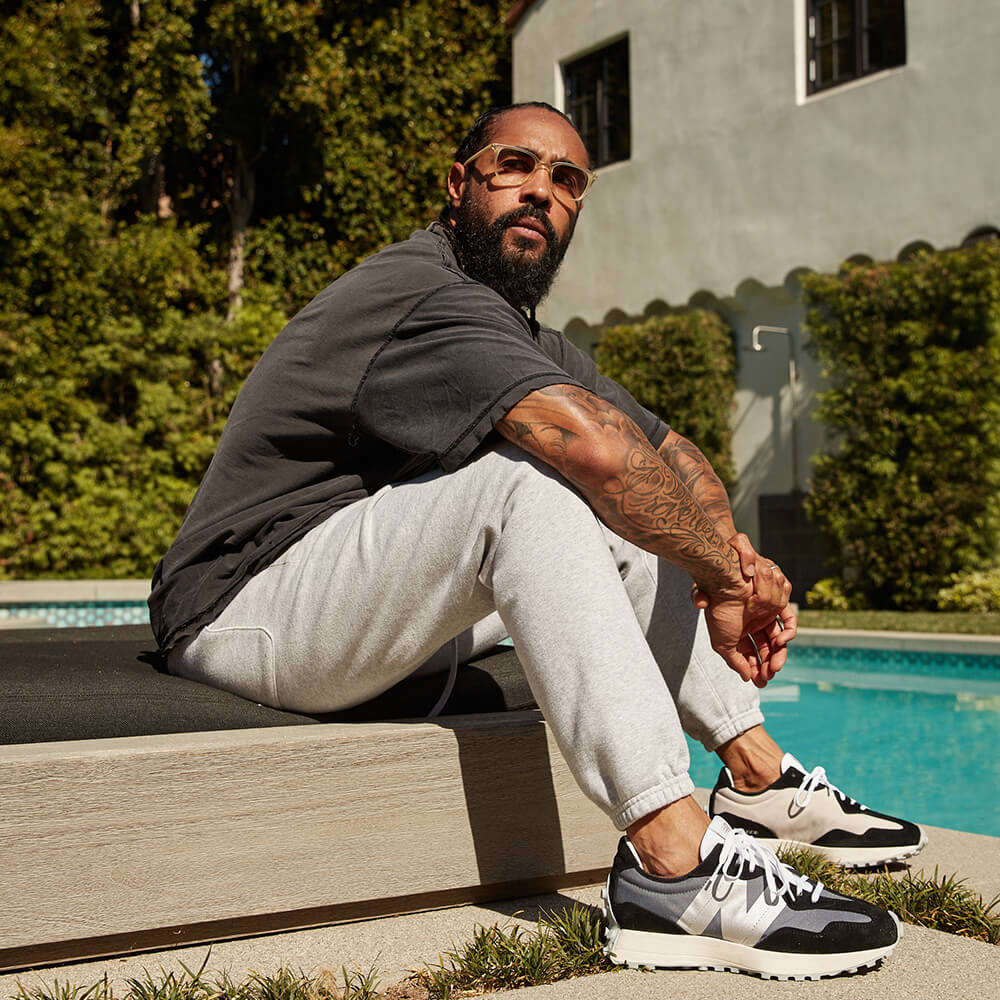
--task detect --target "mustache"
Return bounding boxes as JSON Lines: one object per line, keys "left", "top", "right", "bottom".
{"left": 496, "top": 206, "right": 557, "bottom": 245}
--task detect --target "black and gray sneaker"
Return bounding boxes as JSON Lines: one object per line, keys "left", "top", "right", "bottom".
{"left": 602, "top": 815, "right": 900, "bottom": 980}
{"left": 709, "top": 752, "right": 927, "bottom": 868}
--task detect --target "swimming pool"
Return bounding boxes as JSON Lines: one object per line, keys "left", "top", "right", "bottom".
{"left": 0, "top": 600, "right": 150, "bottom": 629}
{"left": 685, "top": 645, "right": 1000, "bottom": 838}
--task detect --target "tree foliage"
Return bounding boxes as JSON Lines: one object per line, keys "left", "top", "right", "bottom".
{"left": 802, "top": 242, "right": 1000, "bottom": 609}
{"left": 0, "top": 0, "right": 510, "bottom": 578}
{"left": 594, "top": 309, "right": 738, "bottom": 487}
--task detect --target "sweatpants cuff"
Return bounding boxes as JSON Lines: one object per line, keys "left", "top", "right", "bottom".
{"left": 612, "top": 771, "right": 696, "bottom": 831}
{"left": 699, "top": 706, "right": 766, "bottom": 754}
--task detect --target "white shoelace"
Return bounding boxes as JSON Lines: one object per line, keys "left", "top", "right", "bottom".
{"left": 793, "top": 765, "right": 869, "bottom": 811}
{"left": 716, "top": 824, "right": 824, "bottom": 903}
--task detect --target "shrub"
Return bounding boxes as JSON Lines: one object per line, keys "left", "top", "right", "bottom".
{"left": 805, "top": 576, "right": 869, "bottom": 611}
{"left": 937, "top": 568, "right": 1000, "bottom": 613}
{"left": 0, "top": 252, "right": 286, "bottom": 578}
{"left": 802, "top": 242, "right": 1000, "bottom": 609}
{"left": 594, "top": 309, "right": 737, "bottom": 486}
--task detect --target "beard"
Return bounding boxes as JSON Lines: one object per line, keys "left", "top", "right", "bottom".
{"left": 450, "top": 192, "right": 574, "bottom": 311}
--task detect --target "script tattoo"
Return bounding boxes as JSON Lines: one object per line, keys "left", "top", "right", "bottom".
{"left": 657, "top": 431, "right": 736, "bottom": 537}
{"left": 497, "top": 385, "right": 741, "bottom": 591}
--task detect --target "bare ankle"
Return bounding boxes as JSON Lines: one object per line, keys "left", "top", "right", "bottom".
{"left": 716, "top": 725, "right": 783, "bottom": 792}
{"left": 626, "top": 796, "right": 710, "bottom": 878}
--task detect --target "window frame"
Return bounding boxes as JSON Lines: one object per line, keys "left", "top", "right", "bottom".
{"left": 806, "top": 0, "right": 906, "bottom": 96}
{"left": 561, "top": 35, "right": 631, "bottom": 169}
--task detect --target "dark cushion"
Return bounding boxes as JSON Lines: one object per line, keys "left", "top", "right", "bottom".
{"left": 0, "top": 625, "right": 536, "bottom": 745}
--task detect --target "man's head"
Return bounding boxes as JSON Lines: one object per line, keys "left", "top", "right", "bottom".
{"left": 442, "top": 102, "right": 592, "bottom": 312}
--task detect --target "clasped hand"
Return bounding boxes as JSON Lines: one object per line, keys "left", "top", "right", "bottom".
{"left": 692, "top": 533, "right": 798, "bottom": 688}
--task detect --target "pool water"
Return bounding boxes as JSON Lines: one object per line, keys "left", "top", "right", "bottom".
{"left": 685, "top": 645, "right": 1000, "bottom": 837}
{"left": 0, "top": 601, "right": 150, "bottom": 628}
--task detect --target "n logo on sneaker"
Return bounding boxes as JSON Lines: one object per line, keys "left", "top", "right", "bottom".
{"left": 678, "top": 874, "right": 781, "bottom": 947}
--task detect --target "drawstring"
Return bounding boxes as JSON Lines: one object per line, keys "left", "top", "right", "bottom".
{"left": 427, "top": 637, "right": 459, "bottom": 718}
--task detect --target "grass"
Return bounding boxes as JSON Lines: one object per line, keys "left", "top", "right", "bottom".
{"left": 796, "top": 610, "right": 1000, "bottom": 635}
{"left": 10, "top": 955, "right": 384, "bottom": 1000}
{"left": 415, "top": 902, "right": 612, "bottom": 998}
{"left": 4, "top": 907, "right": 612, "bottom": 1000}
{"left": 9, "top": 863, "right": 998, "bottom": 1000}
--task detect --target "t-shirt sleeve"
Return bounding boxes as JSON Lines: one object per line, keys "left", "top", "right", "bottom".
{"left": 356, "top": 281, "right": 586, "bottom": 472}
{"left": 547, "top": 327, "right": 671, "bottom": 448}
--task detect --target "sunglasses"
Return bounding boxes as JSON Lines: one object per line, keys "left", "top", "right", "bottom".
{"left": 462, "top": 143, "right": 597, "bottom": 203}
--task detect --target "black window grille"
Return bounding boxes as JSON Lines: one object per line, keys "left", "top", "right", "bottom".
{"left": 563, "top": 37, "right": 630, "bottom": 168}
{"left": 807, "top": 0, "right": 906, "bottom": 95}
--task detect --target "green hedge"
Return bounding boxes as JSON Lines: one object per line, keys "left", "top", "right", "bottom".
{"left": 0, "top": 1, "right": 510, "bottom": 580}
{"left": 803, "top": 242, "right": 1000, "bottom": 610}
{"left": 594, "top": 309, "right": 737, "bottom": 486}
{"left": 0, "top": 218, "right": 285, "bottom": 578}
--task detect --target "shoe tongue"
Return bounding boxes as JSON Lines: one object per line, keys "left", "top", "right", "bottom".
{"left": 781, "top": 752, "right": 806, "bottom": 775}
{"left": 699, "top": 815, "right": 733, "bottom": 863}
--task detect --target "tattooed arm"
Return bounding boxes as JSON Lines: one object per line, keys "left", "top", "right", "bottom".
{"left": 657, "top": 430, "right": 738, "bottom": 541}
{"left": 658, "top": 429, "right": 797, "bottom": 674}
{"left": 497, "top": 384, "right": 786, "bottom": 681}
{"left": 498, "top": 384, "right": 744, "bottom": 593}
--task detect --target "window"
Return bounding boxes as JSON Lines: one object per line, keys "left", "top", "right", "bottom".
{"left": 563, "top": 37, "right": 630, "bottom": 168}
{"left": 806, "top": 1, "right": 906, "bottom": 95}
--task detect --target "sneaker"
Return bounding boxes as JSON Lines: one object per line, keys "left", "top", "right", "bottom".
{"left": 602, "top": 815, "right": 900, "bottom": 980}
{"left": 709, "top": 752, "right": 927, "bottom": 868}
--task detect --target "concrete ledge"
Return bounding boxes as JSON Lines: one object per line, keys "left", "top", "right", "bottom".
{"left": 0, "top": 712, "right": 617, "bottom": 972}
{"left": 0, "top": 579, "right": 150, "bottom": 603}
{"left": 796, "top": 627, "right": 1000, "bottom": 657}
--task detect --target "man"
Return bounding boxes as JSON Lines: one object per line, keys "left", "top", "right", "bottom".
{"left": 151, "top": 102, "right": 924, "bottom": 979}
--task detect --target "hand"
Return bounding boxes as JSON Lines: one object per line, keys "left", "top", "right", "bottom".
{"left": 694, "top": 534, "right": 798, "bottom": 686}
{"left": 702, "top": 587, "right": 790, "bottom": 687}
{"left": 693, "top": 535, "right": 793, "bottom": 623}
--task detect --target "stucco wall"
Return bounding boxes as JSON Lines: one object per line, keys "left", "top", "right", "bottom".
{"left": 511, "top": 0, "right": 999, "bottom": 544}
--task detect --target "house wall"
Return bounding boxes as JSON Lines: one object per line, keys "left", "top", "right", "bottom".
{"left": 511, "top": 0, "right": 999, "bottom": 547}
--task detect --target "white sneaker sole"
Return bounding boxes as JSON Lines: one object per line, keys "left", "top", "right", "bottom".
{"left": 602, "top": 888, "right": 901, "bottom": 981}
{"left": 755, "top": 830, "right": 928, "bottom": 869}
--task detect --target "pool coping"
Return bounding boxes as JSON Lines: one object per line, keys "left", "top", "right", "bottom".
{"left": 0, "top": 579, "right": 150, "bottom": 603}
{"left": 796, "top": 626, "right": 1000, "bottom": 657}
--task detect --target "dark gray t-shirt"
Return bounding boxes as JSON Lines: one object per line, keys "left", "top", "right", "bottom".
{"left": 149, "top": 223, "right": 669, "bottom": 652}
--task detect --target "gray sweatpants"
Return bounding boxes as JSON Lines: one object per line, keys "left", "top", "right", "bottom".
{"left": 170, "top": 441, "right": 763, "bottom": 829}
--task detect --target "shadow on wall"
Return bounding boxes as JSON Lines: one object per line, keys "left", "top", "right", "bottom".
{"left": 560, "top": 225, "right": 999, "bottom": 590}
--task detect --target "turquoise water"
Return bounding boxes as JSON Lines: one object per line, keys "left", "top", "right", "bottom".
{"left": 0, "top": 601, "right": 150, "bottom": 628}
{"left": 685, "top": 645, "right": 1000, "bottom": 837}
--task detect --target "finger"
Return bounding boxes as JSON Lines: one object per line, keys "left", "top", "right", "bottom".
{"left": 727, "top": 533, "right": 756, "bottom": 578}
{"left": 774, "top": 609, "right": 798, "bottom": 644}
{"left": 739, "top": 633, "right": 768, "bottom": 683}
{"left": 766, "top": 644, "right": 787, "bottom": 674}
{"left": 752, "top": 651, "right": 778, "bottom": 687}
{"left": 753, "top": 562, "right": 783, "bottom": 606}
{"left": 749, "top": 628, "right": 787, "bottom": 685}
{"left": 723, "top": 647, "right": 753, "bottom": 682}
{"left": 691, "top": 584, "right": 710, "bottom": 609}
